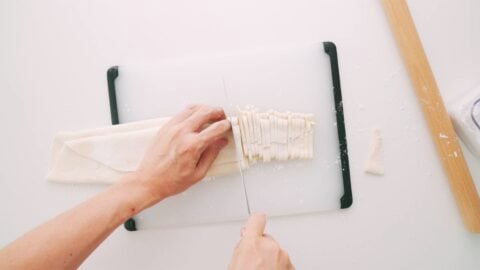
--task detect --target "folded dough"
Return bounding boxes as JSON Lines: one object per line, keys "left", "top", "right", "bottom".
{"left": 47, "top": 118, "right": 240, "bottom": 184}
{"left": 47, "top": 109, "right": 315, "bottom": 184}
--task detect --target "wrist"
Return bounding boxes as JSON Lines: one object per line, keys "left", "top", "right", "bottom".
{"left": 130, "top": 169, "right": 172, "bottom": 202}
{"left": 111, "top": 173, "right": 166, "bottom": 221}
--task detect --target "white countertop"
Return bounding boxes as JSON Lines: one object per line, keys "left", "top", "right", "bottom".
{"left": 1, "top": 0, "right": 480, "bottom": 269}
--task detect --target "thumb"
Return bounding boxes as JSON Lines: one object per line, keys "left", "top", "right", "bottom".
{"left": 243, "top": 213, "right": 266, "bottom": 238}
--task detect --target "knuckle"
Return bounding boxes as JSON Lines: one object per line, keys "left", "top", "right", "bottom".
{"left": 195, "top": 104, "right": 207, "bottom": 110}
{"left": 213, "top": 107, "right": 225, "bottom": 118}
{"left": 199, "top": 105, "right": 213, "bottom": 115}
{"left": 176, "top": 144, "right": 189, "bottom": 155}
{"left": 177, "top": 140, "right": 196, "bottom": 155}
{"left": 196, "top": 136, "right": 208, "bottom": 147}
{"left": 186, "top": 104, "right": 200, "bottom": 111}
{"left": 201, "top": 106, "right": 223, "bottom": 118}
{"left": 189, "top": 140, "right": 202, "bottom": 152}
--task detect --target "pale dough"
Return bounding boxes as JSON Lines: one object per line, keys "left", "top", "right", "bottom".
{"left": 232, "top": 108, "right": 314, "bottom": 167}
{"left": 365, "top": 128, "right": 384, "bottom": 175}
{"left": 47, "top": 109, "right": 315, "bottom": 184}
{"left": 47, "top": 118, "right": 240, "bottom": 184}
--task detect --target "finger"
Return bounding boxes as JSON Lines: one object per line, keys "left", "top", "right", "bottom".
{"left": 243, "top": 213, "right": 266, "bottom": 238}
{"left": 194, "top": 138, "right": 228, "bottom": 179}
{"left": 170, "top": 104, "right": 202, "bottom": 123}
{"left": 185, "top": 106, "right": 226, "bottom": 131}
{"left": 198, "top": 119, "right": 231, "bottom": 146}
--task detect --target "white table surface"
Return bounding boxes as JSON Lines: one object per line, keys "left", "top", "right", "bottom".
{"left": 1, "top": 0, "right": 479, "bottom": 269}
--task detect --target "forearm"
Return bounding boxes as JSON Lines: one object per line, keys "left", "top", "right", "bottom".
{"left": 0, "top": 105, "right": 231, "bottom": 270}
{"left": 0, "top": 173, "right": 159, "bottom": 270}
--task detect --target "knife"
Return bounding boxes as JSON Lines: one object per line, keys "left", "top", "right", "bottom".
{"left": 230, "top": 117, "right": 251, "bottom": 215}
{"left": 223, "top": 77, "right": 251, "bottom": 215}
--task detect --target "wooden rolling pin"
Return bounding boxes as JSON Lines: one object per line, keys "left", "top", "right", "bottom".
{"left": 382, "top": 0, "right": 480, "bottom": 232}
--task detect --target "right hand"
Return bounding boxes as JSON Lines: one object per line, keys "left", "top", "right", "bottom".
{"left": 228, "top": 213, "right": 295, "bottom": 270}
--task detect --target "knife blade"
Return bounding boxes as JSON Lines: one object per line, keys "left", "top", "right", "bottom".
{"left": 229, "top": 118, "right": 251, "bottom": 216}
{"left": 238, "top": 160, "right": 251, "bottom": 215}
{"left": 223, "top": 77, "right": 251, "bottom": 216}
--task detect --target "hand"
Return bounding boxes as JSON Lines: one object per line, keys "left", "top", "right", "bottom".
{"left": 228, "top": 213, "right": 295, "bottom": 270}
{"left": 134, "top": 105, "right": 231, "bottom": 201}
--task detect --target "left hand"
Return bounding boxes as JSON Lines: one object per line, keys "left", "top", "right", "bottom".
{"left": 135, "top": 104, "right": 231, "bottom": 201}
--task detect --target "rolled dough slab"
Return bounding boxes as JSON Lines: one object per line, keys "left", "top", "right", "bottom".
{"left": 47, "top": 117, "right": 239, "bottom": 184}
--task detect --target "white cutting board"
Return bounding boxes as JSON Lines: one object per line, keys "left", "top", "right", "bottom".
{"left": 115, "top": 42, "right": 345, "bottom": 229}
